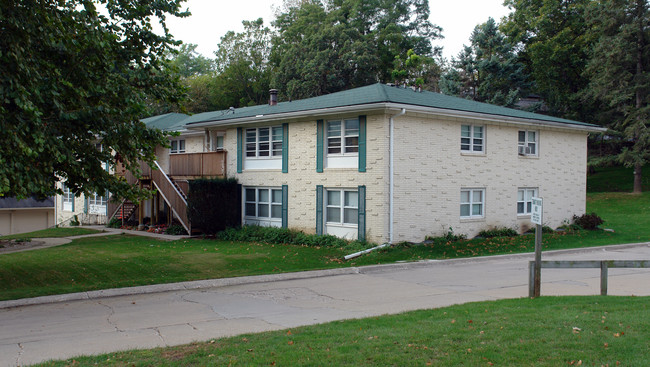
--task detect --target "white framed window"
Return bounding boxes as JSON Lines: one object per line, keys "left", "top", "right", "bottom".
{"left": 62, "top": 184, "right": 74, "bottom": 212}
{"left": 461, "top": 125, "right": 484, "bottom": 153}
{"left": 244, "top": 187, "right": 282, "bottom": 220}
{"left": 88, "top": 193, "right": 107, "bottom": 215}
{"left": 170, "top": 139, "right": 185, "bottom": 154}
{"left": 460, "top": 188, "right": 485, "bottom": 218}
{"left": 327, "top": 119, "right": 359, "bottom": 155}
{"left": 245, "top": 126, "right": 282, "bottom": 158}
{"left": 518, "top": 130, "right": 537, "bottom": 156}
{"left": 326, "top": 189, "right": 358, "bottom": 226}
{"left": 517, "top": 188, "right": 538, "bottom": 215}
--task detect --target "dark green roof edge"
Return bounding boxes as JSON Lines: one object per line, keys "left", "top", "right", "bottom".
{"left": 182, "top": 83, "right": 599, "bottom": 129}
{"left": 142, "top": 112, "right": 190, "bottom": 131}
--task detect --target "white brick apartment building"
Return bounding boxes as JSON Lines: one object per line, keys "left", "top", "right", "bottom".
{"left": 181, "top": 83, "right": 605, "bottom": 243}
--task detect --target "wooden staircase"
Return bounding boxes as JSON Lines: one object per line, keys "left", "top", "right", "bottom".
{"left": 108, "top": 161, "right": 190, "bottom": 234}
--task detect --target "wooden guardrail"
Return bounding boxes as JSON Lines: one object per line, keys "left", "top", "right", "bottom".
{"left": 169, "top": 151, "right": 226, "bottom": 177}
{"left": 529, "top": 260, "right": 650, "bottom": 296}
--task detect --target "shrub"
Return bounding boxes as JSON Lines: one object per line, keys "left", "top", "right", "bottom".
{"left": 478, "top": 227, "right": 518, "bottom": 238}
{"left": 187, "top": 178, "right": 241, "bottom": 235}
{"left": 165, "top": 225, "right": 188, "bottom": 235}
{"left": 572, "top": 212, "right": 604, "bottom": 230}
{"left": 107, "top": 217, "right": 121, "bottom": 229}
{"left": 70, "top": 215, "right": 80, "bottom": 226}
{"left": 425, "top": 227, "right": 467, "bottom": 245}
{"left": 217, "top": 225, "right": 366, "bottom": 248}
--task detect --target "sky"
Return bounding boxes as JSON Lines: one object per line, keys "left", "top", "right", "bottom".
{"left": 163, "top": 0, "right": 512, "bottom": 61}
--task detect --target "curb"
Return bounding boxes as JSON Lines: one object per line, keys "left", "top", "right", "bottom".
{"left": 1, "top": 242, "right": 648, "bottom": 309}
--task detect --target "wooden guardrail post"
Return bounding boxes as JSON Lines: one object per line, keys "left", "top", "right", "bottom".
{"left": 600, "top": 261, "right": 608, "bottom": 296}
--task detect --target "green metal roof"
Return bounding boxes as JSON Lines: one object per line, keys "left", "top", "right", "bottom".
{"left": 142, "top": 113, "right": 190, "bottom": 131}
{"left": 184, "top": 83, "right": 599, "bottom": 128}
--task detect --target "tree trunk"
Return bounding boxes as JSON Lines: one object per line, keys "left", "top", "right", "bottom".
{"left": 634, "top": 163, "right": 643, "bottom": 194}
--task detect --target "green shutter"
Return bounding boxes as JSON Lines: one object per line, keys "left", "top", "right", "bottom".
{"left": 316, "top": 185, "right": 323, "bottom": 235}
{"left": 358, "top": 115, "right": 366, "bottom": 172}
{"left": 358, "top": 185, "right": 366, "bottom": 242}
{"left": 282, "top": 123, "right": 289, "bottom": 173}
{"left": 316, "top": 120, "right": 324, "bottom": 173}
{"left": 84, "top": 196, "right": 88, "bottom": 214}
{"left": 236, "top": 127, "right": 243, "bottom": 173}
{"left": 282, "top": 185, "right": 288, "bottom": 228}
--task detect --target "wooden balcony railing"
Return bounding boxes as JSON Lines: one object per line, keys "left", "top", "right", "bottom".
{"left": 115, "top": 160, "right": 152, "bottom": 180}
{"left": 169, "top": 151, "right": 226, "bottom": 177}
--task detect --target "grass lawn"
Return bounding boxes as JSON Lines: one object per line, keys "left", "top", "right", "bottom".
{"left": 0, "top": 234, "right": 349, "bottom": 301}
{"left": 1, "top": 192, "right": 649, "bottom": 302}
{"left": 587, "top": 165, "right": 650, "bottom": 192}
{"left": 36, "top": 296, "right": 650, "bottom": 366}
{"left": 0, "top": 227, "right": 102, "bottom": 240}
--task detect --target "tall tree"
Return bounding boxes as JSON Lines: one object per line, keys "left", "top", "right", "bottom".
{"left": 0, "top": 0, "right": 187, "bottom": 200}
{"left": 441, "top": 18, "right": 529, "bottom": 107}
{"left": 168, "top": 43, "right": 215, "bottom": 78}
{"left": 270, "top": 0, "right": 442, "bottom": 100}
{"left": 584, "top": 0, "right": 650, "bottom": 193}
{"left": 501, "top": 0, "right": 595, "bottom": 120}
{"left": 213, "top": 18, "right": 273, "bottom": 107}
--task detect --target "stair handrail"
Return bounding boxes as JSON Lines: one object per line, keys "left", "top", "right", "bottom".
{"left": 151, "top": 160, "right": 190, "bottom": 234}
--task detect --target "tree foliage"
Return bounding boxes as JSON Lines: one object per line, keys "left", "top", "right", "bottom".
{"left": 270, "top": 0, "right": 442, "bottom": 100}
{"left": 501, "top": 0, "right": 596, "bottom": 120}
{"left": 583, "top": 0, "right": 650, "bottom": 193}
{"left": 441, "top": 18, "right": 529, "bottom": 107}
{"left": 0, "top": 0, "right": 188, "bottom": 200}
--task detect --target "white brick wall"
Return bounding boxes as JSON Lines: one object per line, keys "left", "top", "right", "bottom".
{"left": 392, "top": 114, "right": 588, "bottom": 241}
{"left": 225, "top": 114, "right": 390, "bottom": 243}
{"left": 218, "top": 110, "right": 589, "bottom": 244}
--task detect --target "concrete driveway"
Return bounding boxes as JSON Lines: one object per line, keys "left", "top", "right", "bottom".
{"left": 1, "top": 243, "right": 649, "bottom": 366}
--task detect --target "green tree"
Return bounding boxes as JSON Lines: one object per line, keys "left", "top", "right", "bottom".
{"left": 0, "top": 0, "right": 187, "bottom": 200}
{"left": 584, "top": 0, "right": 650, "bottom": 193}
{"left": 168, "top": 43, "right": 215, "bottom": 78}
{"left": 441, "top": 18, "right": 529, "bottom": 106}
{"left": 270, "top": 0, "right": 442, "bottom": 100}
{"left": 501, "top": 0, "right": 595, "bottom": 119}
{"left": 213, "top": 18, "right": 273, "bottom": 107}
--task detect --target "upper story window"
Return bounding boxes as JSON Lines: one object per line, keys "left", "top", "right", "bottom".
{"left": 461, "top": 125, "right": 484, "bottom": 153}
{"left": 170, "top": 139, "right": 185, "bottom": 154}
{"left": 517, "top": 188, "right": 538, "bottom": 215}
{"left": 327, "top": 119, "right": 359, "bottom": 155}
{"left": 518, "top": 130, "right": 537, "bottom": 156}
{"left": 246, "top": 126, "right": 282, "bottom": 158}
{"left": 460, "top": 188, "right": 484, "bottom": 219}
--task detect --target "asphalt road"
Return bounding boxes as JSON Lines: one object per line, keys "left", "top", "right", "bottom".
{"left": 1, "top": 243, "right": 649, "bottom": 367}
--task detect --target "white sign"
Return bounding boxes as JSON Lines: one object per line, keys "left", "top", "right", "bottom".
{"left": 531, "top": 197, "right": 543, "bottom": 225}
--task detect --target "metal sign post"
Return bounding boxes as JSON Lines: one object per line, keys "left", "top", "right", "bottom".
{"left": 531, "top": 197, "right": 543, "bottom": 298}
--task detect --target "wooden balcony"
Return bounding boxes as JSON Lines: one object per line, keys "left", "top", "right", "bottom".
{"left": 169, "top": 151, "right": 227, "bottom": 178}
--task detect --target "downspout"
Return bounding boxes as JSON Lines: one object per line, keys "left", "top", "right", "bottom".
{"left": 389, "top": 108, "right": 406, "bottom": 244}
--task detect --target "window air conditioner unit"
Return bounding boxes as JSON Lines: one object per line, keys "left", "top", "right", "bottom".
{"left": 518, "top": 145, "right": 526, "bottom": 155}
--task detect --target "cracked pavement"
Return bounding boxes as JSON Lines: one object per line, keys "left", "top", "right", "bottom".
{"left": 1, "top": 243, "right": 649, "bottom": 366}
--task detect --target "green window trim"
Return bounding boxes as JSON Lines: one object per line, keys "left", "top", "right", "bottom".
{"left": 358, "top": 185, "right": 366, "bottom": 242}
{"left": 316, "top": 120, "right": 324, "bottom": 172}
{"left": 282, "top": 123, "right": 289, "bottom": 173}
{"left": 236, "top": 127, "right": 243, "bottom": 173}
{"left": 282, "top": 185, "right": 288, "bottom": 228}
{"left": 358, "top": 115, "right": 366, "bottom": 172}
{"left": 316, "top": 185, "right": 323, "bottom": 235}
